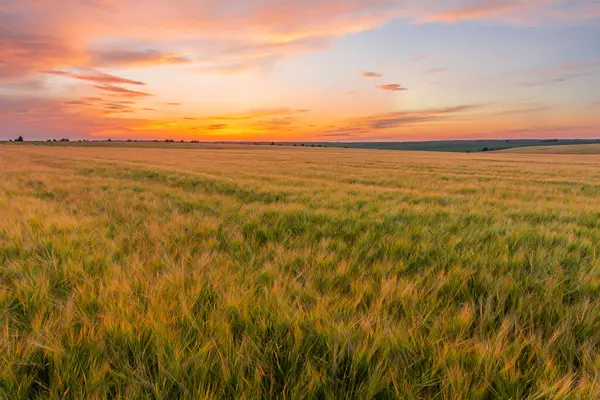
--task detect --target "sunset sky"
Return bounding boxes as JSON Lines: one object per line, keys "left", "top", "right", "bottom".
{"left": 1, "top": 0, "right": 599, "bottom": 141}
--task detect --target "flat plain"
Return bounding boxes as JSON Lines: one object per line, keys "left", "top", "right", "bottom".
{"left": 1, "top": 144, "right": 600, "bottom": 399}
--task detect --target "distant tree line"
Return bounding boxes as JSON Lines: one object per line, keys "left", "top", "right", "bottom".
{"left": 251, "top": 142, "right": 328, "bottom": 148}
{"left": 4, "top": 137, "right": 332, "bottom": 148}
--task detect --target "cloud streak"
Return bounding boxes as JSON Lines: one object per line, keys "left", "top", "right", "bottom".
{"left": 423, "top": 67, "right": 448, "bottom": 74}
{"left": 517, "top": 72, "right": 596, "bottom": 87}
{"left": 45, "top": 68, "right": 145, "bottom": 85}
{"left": 90, "top": 48, "right": 192, "bottom": 67}
{"left": 204, "top": 108, "right": 310, "bottom": 121}
{"left": 378, "top": 84, "right": 408, "bottom": 92}
{"left": 93, "top": 84, "right": 153, "bottom": 97}
{"left": 309, "top": 105, "right": 485, "bottom": 140}
{"left": 360, "top": 71, "right": 383, "bottom": 78}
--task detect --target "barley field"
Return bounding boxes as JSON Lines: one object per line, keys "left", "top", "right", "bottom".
{"left": 1, "top": 144, "right": 600, "bottom": 399}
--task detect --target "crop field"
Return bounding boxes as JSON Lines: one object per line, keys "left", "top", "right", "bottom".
{"left": 1, "top": 144, "right": 600, "bottom": 399}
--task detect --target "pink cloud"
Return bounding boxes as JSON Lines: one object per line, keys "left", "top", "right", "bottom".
{"left": 378, "top": 84, "right": 408, "bottom": 92}
{"left": 0, "top": 34, "right": 80, "bottom": 80}
{"left": 424, "top": 1, "right": 531, "bottom": 23}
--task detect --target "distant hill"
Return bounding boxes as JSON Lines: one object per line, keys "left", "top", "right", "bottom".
{"left": 500, "top": 144, "right": 600, "bottom": 154}
{"left": 319, "top": 139, "right": 600, "bottom": 153}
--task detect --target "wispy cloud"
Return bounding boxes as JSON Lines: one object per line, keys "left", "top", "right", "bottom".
{"left": 423, "top": 67, "right": 448, "bottom": 74}
{"left": 410, "top": 55, "right": 429, "bottom": 62}
{"left": 359, "top": 71, "right": 383, "bottom": 78}
{"left": 204, "top": 108, "right": 309, "bottom": 121}
{"left": 517, "top": 72, "right": 596, "bottom": 87}
{"left": 319, "top": 132, "right": 359, "bottom": 138}
{"left": 423, "top": 1, "right": 543, "bottom": 23}
{"left": 464, "top": 125, "right": 600, "bottom": 139}
{"left": 378, "top": 84, "right": 408, "bottom": 92}
{"left": 250, "top": 117, "right": 295, "bottom": 132}
{"left": 492, "top": 104, "right": 554, "bottom": 116}
{"left": 330, "top": 104, "right": 482, "bottom": 133}
{"left": 197, "top": 37, "right": 329, "bottom": 75}
{"left": 90, "top": 48, "right": 192, "bottom": 67}
{"left": 197, "top": 56, "right": 280, "bottom": 75}
{"left": 45, "top": 68, "right": 145, "bottom": 85}
{"left": 516, "top": 59, "right": 600, "bottom": 87}
{"left": 527, "top": 60, "right": 600, "bottom": 76}
{"left": 61, "top": 96, "right": 156, "bottom": 115}
{"left": 93, "top": 84, "right": 153, "bottom": 97}
{"left": 320, "top": 126, "right": 366, "bottom": 137}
